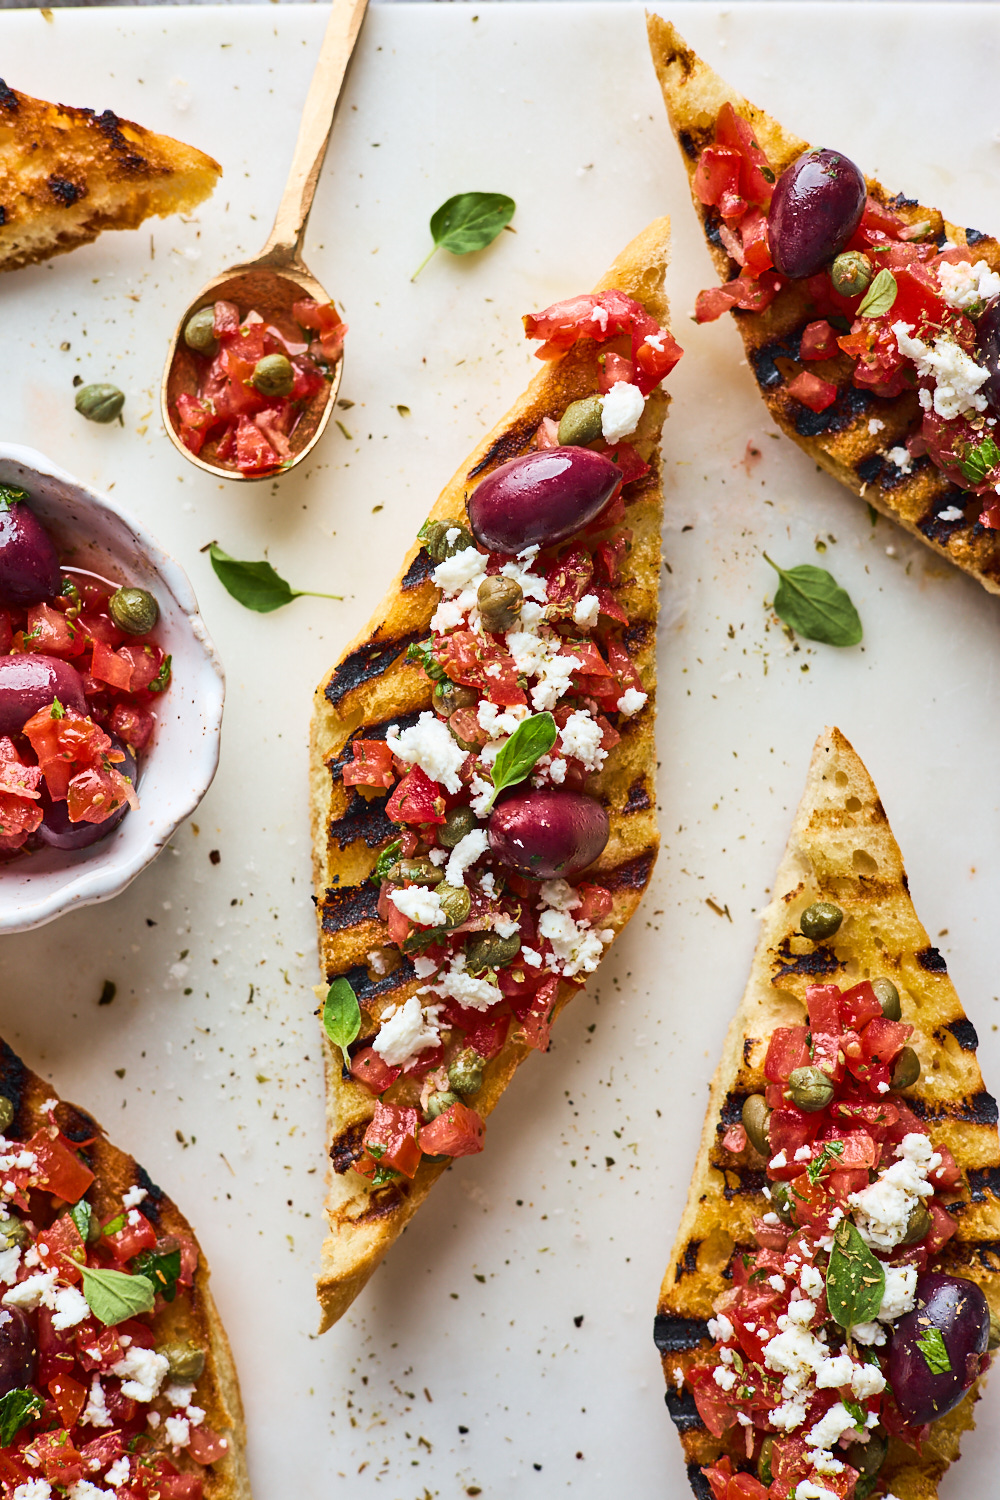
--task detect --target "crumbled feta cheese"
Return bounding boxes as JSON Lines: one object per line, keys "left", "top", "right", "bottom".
{"left": 412, "top": 954, "right": 438, "bottom": 979}
{"left": 477, "top": 701, "right": 528, "bottom": 738}
{"left": 771, "top": 1397, "right": 809, "bottom": 1432}
{"left": 165, "top": 1383, "right": 195, "bottom": 1408}
{"left": 122, "top": 1185, "right": 147, "bottom": 1210}
{"left": 430, "top": 597, "right": 466, "bottom": 633}
{"left": 937, "top": 258, "right": 1000, "bottom": 310}
{"left": 521, "top": 946, "right": 542, "bottom": 968}
{"left": 499, "top": 553, "right": 548, "bottom": 604}
{"left": 878, "top": 1262, "right": 918, "bottom": 1323}
{"left": 428, "top": 848, "right": 448, "bottom": 867}
{"left": 572, "top": 593, "right": 600, "bottom": 630}
{"left": 936, "top": 504, "right": 965, "bottom": 522}
{"left": 547, "top": 756, "right": 567, "bottom": 784}
{"left": 531, "top": 652, "right": 579, "bottom": 711}
{"left": 601, "top": 381, "right": 645, "bottom": 442}
{"left": 815, "top": 1354, "right": 854, "bottom": 1389}
{"left": 851, "top": 1321, "right": 887, "bottom": 1347}
{"left": 428, "top": 959, "right": 503, "bottom": 1013}
{"left": 712, "top": 1366, "right": 737, "bottom": 1391}
{"left": 718, "top": 1345, "right": 734, "bottom": 1365}
{"left": 373, "top": 995, "right": 442, "bottom": 1067}
{"left": 537, "top": 909, "right": 606, "bottom": 976}
{"left": 104, "top": 1458, "right": 129, "bottom": 1489}
{"left": 185, "top": 1404, "right": 205, "bottom": 1427}
{"left": 644, "top": 332, "right": 665, "bottom": 352}
{"left": 469, "top": 774, "right": 495, "bottom": 817}
{"left": 164, "top": 1416, "right": 190, "bottom": 1449}
{"left": 3, "top": 1270, "right": 57, "bottom": 1311}
{"left": 14, "top": 1485, "right": 53, "bottom": 1500}
{"left": 707, "top": 1313, "right": 734, "bottom": 1343}
{"left": 793, "top": 1145, "right": 813, "bottom": 1162}
{"left": 794, "top": 1482, "right": 839, "bottom": 1500}
{"left": 559, "top": 709, "right": 607, "bottom": 772}
{"left": 68, "top": 1482, "right": 115, "bottom": 1500}
{"left": 432, "top": 547, "right": 488, "bottom": 596}
{"left": 367, "top": 947, "right": 392, "bottom": 974}
{"left": 540, "top": 879, "right": 581, "bottom": 912}
{"left": 809, "top": 1452, "right": 845, "bottom": 1476}
{"left": 769, "top": 1151, "right": 788, "bottom": 1169}
{"left": 617, "top": 687, "right": 647, "bottom": 716}
{"left": 0, "top": 1245, "right": 21, "bottom": 1285}
{"left": 444, "top": 828, "right": 489, "bottom": 888}
{"left": 886, "top": 444, "right": 914, "bottom": 474}
{"left": 146, "top": 1410, "right": 161, "bottom": 1429}
{"left": 799, "top": 1265, "right": 824, "bottom": 1298}
{"left": 112, "top": 1346, "right": 169, "bottom": 1404}
{"left": 386, "top": 711, "right": 465, "bottom": 795}
{"left": 851, "top": 1361, "right": 886, "bottom": 1399}
{"left": 768, "top": 1273, "right": 786, "bottom": 1292}
{"left": 806, "top": 1402, "right": 859, "bottom": 1452}
{"left": 51, "top": 1284, "right": 90, "bottom": 1331}
{"left": 761, "top": 1212, "right": 781, "bottom": 1227}
{"left": 893, "top": 321, "right": 990, "bottom": 418}
{"left": 868, "top": 418, "right": 885, "bottom": 435}
{"left": 492, "top": 914, "right": 520, "bottom": 940}
{"left": 849, "top": 1132, "right": 938, "bottom": 1249}
{"left": 389, "top": 885, "right": 448, "bottom": 928}
{"left": 82, "top": 1378, "right": 113, "bottom": 1429}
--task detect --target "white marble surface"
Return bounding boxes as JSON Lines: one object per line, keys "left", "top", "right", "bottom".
{"left": 1, "top": 4, "right": 999, "bottom": 1496}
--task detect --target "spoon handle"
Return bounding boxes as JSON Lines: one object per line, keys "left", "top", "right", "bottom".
{"left": 260, "top": 0, "right": 370, "bottom": 266}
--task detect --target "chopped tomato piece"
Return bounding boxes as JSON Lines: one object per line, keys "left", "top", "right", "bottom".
{"left": 924, "top": 1201, "right": 958, "bottom": 1253}
{"left": 517, "top": 974, "right": 559, "bottom": 1051}
{"left": 343, "top": 739, "right": 396, "bottom": 790}
{"left": 419, "top": 1100, "right": 485, "bottom": 1158}
{"left": 799, "top": 320, "right": 840, "bottom": 361}
{"left": 36, "top": 1214, "right": 85, "bottom": 1282}
{"left": 786, "top": 371, "right": 838, "bottom": 413}
{"left": 186, "top": 1426, "right": 230, "bottom": 1466}
{"left": 714, "top": 102, "right": 775, "bottom": 209}
{"left": 702, "top": 1455, "right": 769, "bottom": 1500}
{"left": 692, "top": 145, "right": 742, "bottom": 212}
{"left": 175, "top": 393, "right": 217, "bottom": 456}
{"left": 694, "top": 271, "right": 781, "bottom": 324}
{"left": 524, "top": 289, "right": 681, "bottom": 395}
{"left": 838, "top": 981, "right": 884, "bottom": 1031}
{"left": 575, "top": 883, "right": 613, "bottom": 924}
{"left": 25, "top": 1429, "right": 84, "bottom": 1487}
{"left": 293, "top": 297, "right": 348, "bottom": 362}
{"left": 66, "top": 758, "right": 138, "bottom": 826}
{"left": 103, "top": 1208, "right": 158, "bottom": 1264}
{"left": 360, "top": 1102, "right": 422, "bottom": 1179}
{"left": 930, "top": 1144, "right": 961, "bottom": 1190}
{"left": 27, "top": 1127, "right": 95, "bottom": 1203}
{"left": 861, "top": 1015, "right": 912, "bottom": 1066}
{"left": 47, "top": 1373, "right": 87, "bottom": 1430}
{"left": 109, "top": 700, "right": 155, "bottom": 752}
{"left": 23, "top": 603, "right": 80, "bottom": 657}
{"left": 386, "top": 765, "right": 446, "bottom": 826}
{"left": 349, "top": 1047, "right": 402, "bottom": 1094}
{"left": 806, "top": 983, "right": 842, "bottom": 1038}
{"left": 22, "top": 703, "right": 120, "bottom": 802}
{"left": 91, "top": 638, "right": 134, "bottom": 691}
{"left": 545, "top": 548, "right": 594, "bottom": 620}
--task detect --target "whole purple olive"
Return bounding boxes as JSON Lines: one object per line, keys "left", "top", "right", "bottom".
{"left": 488, "top": 788, "right": 609, "bottom": 879}
{"left": 888, "top": 1272, "right": 990, "bottom": 1426}
{"left": 767, "top": 149, "right": 867, "bottom": 280}
{"left": 0, "top": 1305, "right": 37, "bottom": 1397}
{"left": 467, "top": 448, "right": 621, "bottom": 554}
{"left": 37, "top": 733, "right": 136, "bottom": 850}
{"left": 0, "top": 487, "right": 61, "bottom": 608}
{"left": 0, "top": 655, "right": 88, "bottom": 737}
{"left": 975, "top": 295, "right": 1000, "bottom": 415}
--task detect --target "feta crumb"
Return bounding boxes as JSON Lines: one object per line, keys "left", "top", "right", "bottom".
{"left": 373, "top": 994, "right": 442, "bottom": 1067}
{"left": 868, "top": 418, "right": 885, "bottom": 435}
{"left": 712, "top": 1365, "right": 737, "bottom": 1391}
{"left": 601, "top": 381, "right": 645, "bottom": 442}
{"left": 539, "top": 879, "right": 581, "bottom": 912}
{"left": 559, "top": 709, "right": 607, "bottom": 772}
{"left": 878, "top": 1262, "right": 918, "bottom": 1323}
{"left": 768, "top": 1274, "right": 786, "bottom": 1292}
{"left": 572, "top": 593, "right": 601, "bottom": 630}
{"left": 111, "top": 1346, "right": 170, "bottom": 1404}
{"left": 886, "top": 444, "right": 913, "bottom": 474}
{"left": 428, "top": 848, "right": 448, "bottom": 867}
{"left": 104, "top": 1458, "right": 129, "bottom": 1488}
{"left": 799, "top": 1265, "right": 824, "bottom": 1298}
{"left": 537, "top": 909, "right": 606, "bottom": 976}
{"left": 12, "top": 1482, "right": 53, "bottom": 1500}
{"left": 793, "top": 1145, "right": 812, "bottom": 1162}
{"left": 617, "top": 687, "right": 647, "bottom": 716}
{"left": 0, "top": 1245, "right": 21, "bottom": 1285}
{"left": 769, "top": 1151, "right": 788, "bottom": 1169}
{"left": 492, "top": 914, "right": 520, "bottom": 940}
{"left": 851, "top": 1360, "right": 886, "bottom": 1399}
{"left": 851, "top": 1321, "right": 887, "bottom": 1347}
{"left": 815, "top": 1354, "right": 854, "bottom": 1389}
{"left": 521, "top": 946, "right": 542, "bottom": 968}
{"left": 51, "top": 1284, "right": 90, "bottom": 1331}
{"left": 849, "top": 1131, "right": 937, "bottom": 1249}
{"left": 936, "top": 504, "right": 965, "bottom": 522}
{"left": 412, "top": 954, "right": 438, "bottom": 979}
{"left": 82, "top": 1378, "right": 113, "bottom": 1430}
{"left": 164, "top": 1415, "right": 190, "bottom": 1449}
{"left": 122, "top": 1185, "right": 147, "bottom": 1210}
{"left": 3, "top": 1270, "right": 57, "bottom": 1311}
{"left": 806, "top": 1402, "right": 859, "bottom": 1452}
{"left": 444, "top": 828, "right": 489, "bottom": 889}
{"left": 432, "top": 547, "right": 488, "bottom": 596}
{"left": 165, "top": 1383, "right": 195, "bottom": 1408}
{"left": 386, "top": 711, "right": 465, "bottom": 795}
{"left": 389, "top": 885, "right": 448, "bottom": 928}
{"left": 428, "top": 958, "right": 503, "bottom": 1013}
{"left": 893, "top": 321, "right": 990, "bottom": 418}
{"left": 937, "top": 257, "right": 1000, "bottom": 310}
{"left": 67, "top": 1482, "right": 114, "bottom": 1500}
{"left": 547, "top": 756, "right": 567, "bottom": 784}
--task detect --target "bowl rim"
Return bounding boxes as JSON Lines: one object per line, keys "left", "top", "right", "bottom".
{"left": 0, "top": 442, "right": 225, "bottom": 934}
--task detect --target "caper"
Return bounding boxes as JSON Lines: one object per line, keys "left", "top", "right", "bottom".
{"left": 844, "top": 1432, "right": 887, "bottom": 1500}
{"left": 448, "top": 1048, "right": 484, "bottom": 1096}
{"left": 477, "top": 575, "right": 523, "bottom": 633}
{"left": 988, "top": 1308, "right": 1000, "bottom": 1352}
{"left": 742, "top": 1094, "right": 772, "bottom": 1158}
{"left": 183, "top": 306, "right": 219, "bottom": 357}
{"left": 756, "top": 1436, "right": 773, "bottom": 1487}
{"left": 75, "top": 383, "right": 125, "bottom": 424}
{"left": 438, "top": 806, "right": 479, "bottom": 849}
{"left": 0, "top": 1216, "right": 27, "bottom": 1248}
{"left": 786, "top": 1065, "right": 835, "bottom": 1113}
{"left": 420, "top": 519, "right": 475, "bottom": 562}
{"left": 251, "top": 353, "right": 294, "bottom": 398}
{"left": 799, "top": 901, "right": 844, "bottom": 941}
{"left": 448, "top": 711, "right": 482, "bottom": 753}
{"left": 158, "top": 1341, "right": 207, "bottom": 1382}
{"left": 386, "top": 857, "right": 440, "bottom": 887}
{"left": 890, "top": 1046, "right": 921, "bottom": 1091}
{"left": 109, "top": 586, "right": 159, "bottom": 637}
{"left": 872, "top": 977, "right": 902, "bottom": 1022}
{"left": 0, "top": 1096, "right": 14, "bottom": 1133}
{"left": 465, "top": 931, "right": 521, "bottom": 974}
{"left": 435, "top": 881, "right": 471, "bottom": 928}
{"left": 900, "top": 1202, "right": 932, "bottom": 1246}
{"left": 432, "top": 680, "right": 478, "bottom": 717}
{"left": 769, "top": 1180, "right": 793, "bottom": 1225}
{"left": 830, "top": 250, "right": 874, "bottom": 299}
{"left": 557, "top": 395, "right": 604, "bottom": 447}
{"left": 425, "top": 1090, "right": 460, "bottom": 1120}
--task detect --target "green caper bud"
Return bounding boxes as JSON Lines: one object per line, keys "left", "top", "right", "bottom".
{"left": 988, "top": 1308, "right": 1000, "bottom": 1352}
{"left": 742, "top": 1094, "right": 772, "bottom": 1158}
{"left": 830, "top": 250, "right": 874, "bottom": 299}
{"left": 844, "top": 1432, "right": 887, "bottom": 1498}
{"left": 787, "top": 1065, "right": 835, "bottom": 1113}
{"left": 769, "top": 1180, "right": 793, "bottom": 1225}
{"left": 557, "top": 395, "right": 604, "bottom": 447}
{"left": 465, "top": 931, "right": 521, "bottom": 974}
{"left": 872, "top": 977, "right": 902, "bottom": 1022}
{"left": 432, "top": 680, "right": 479, "bottom": 717}
{"left": 251, "top": 353, "right": 294, "bottom": 398}
{"left": 386, "top": 857, "right": 441, "bottom": 887}
{"left": 0, "top": 1216, "right": 27, "bottom": 1248}
{"left": 438, "top": 806, "right": 479, "bottom": 849}
{"left": 75, "top": 383, "right": 125, "bottom": 424}
{"left": 109, "top": 586, "right": 159, "bottom": 637}
{"left": 477, "top": 575, "right": 523, "bottom": 633}
{"left": 900, "top": 1202, "right": 932, "bottom": 1246}
{"left": 799, "top": 902, "right": 844, "bottom": 941}
{"left": 891, "top": 1046, "right": 921, "bottom": 1091}
{"left": 425, "top": 1090, "right": 460, "bottom": 1121}
{"left": 756, "top": 1436, "right": 774, "bottom": 1487}
{"left": 420, "top": 520, "right": 475, "bottom": 562}
{"left": 183, "top": 306, "right": 219, "bottom": 356}
{"left": 0, "top": 1097, "right": 14, "bottom": 1133}
{"left": 448, "top": 1048, "right": 484, "bottom": 1096}
{"left": 158, "top": 1341, "right": 207, "bottom": 1382}
{"left": 435, "top": 881, "right": 471, "bottom": 928}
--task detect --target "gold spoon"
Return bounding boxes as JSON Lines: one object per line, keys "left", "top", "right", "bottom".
{"left": 161, "top": 0, "right": 369, "bottom": 482}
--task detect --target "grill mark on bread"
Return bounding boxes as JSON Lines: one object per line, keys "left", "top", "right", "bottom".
{"left": 944, "top": 1018, "right": 980, "bottom": 1051}
{"left": 401, "top": 549, "right": 434, "bottom": 590}
{"left": 968, "top": 1167, "right": 1000, "bottom": 1202}
{"left": 919, "top": 495, "right": 975, "bottom": 545}
{"left": 771, "top": 938, "right": 843, "bottom": 981}
{"left": 907, "top": 1090, "right": 999, "bottom": 1126}
{"left": 324, "top": 632, "right": 423, "bottom": 707}
{"left": 665, "top": 1387, "right": 705, "bottom": 1433}
{"left": 353, "top": 1185, "right": 410, "bottom": 1223}
{"left": 722, "top": 1166, "right": 766, "bottom": 1201}
{"left": 602, "top": 850, "right": 657, "bottom": 893}
{"left": 624, "top": 777, "right": 652, "bottom": 813}
{"left": 320, "top": 882, "right": 381, "bottom": 934}
{"left": 917, "top": 944, "right": 948, "bottom": 973}
{"left": 675, "top": 1239, "right": 701, "bottom": 1281}
{"left": 340, "top": 960, "right": 417, "bottom": 1003}
{"left": 328, "top": 791, "right": 396, "bottom": 851}
{"left": 686, "top": 1462, "right": 715, "bottom": 1499}
{"left": 653, "top": 1314, "right": 711, "bottom": 1353}
{"left": 466, "top": 421, "right": 537, "bottom": 479}
{"left": 330, "top": 1121, "right": 368, "bottom": 1175}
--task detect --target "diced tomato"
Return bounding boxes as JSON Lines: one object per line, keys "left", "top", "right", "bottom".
{"left": 187, "top": 1425, "right": 230, "bottom": 1466}
{"left": 435, "top": 628, "right": 526, "bottom": 706}
{"left": 786, "top": 371, "right": 838, "bottom": 413}
{"left": 545, "top": 548, "right": 594, "bottom": 620}
{"left": 924, "top": 1201, "right": 958, "bottom": 1254}
{"left": 605, "top": 636, "right": 643, "bottom": 696}
{"left": 419, "top": 1100, "right": 485, "bottom": 1158}
{"left": 839, "top": 318, "right": 910, "bottom": 397}
{"left": 517, "top": 974, "right": 560, "bottom": 1051}
{"left": 293, "top": 297, "right": 348, "bottom": 362}
{"left": 695, "top": 271, "right": 781, "bottom": 323}
{"left": 233, "top": 415, "right": 282, "bottom": 475}
{"left": 36, "top": 1213, "right": 86, "bottom": 1282}
{"left": 343, "top": 739, "right": 396, "bottom": 790}
{"left": 799, "top": 320, "right": 840, "bottom": 361}
{"left": 930, "top": 1144, "right": 962, "bottom": 1191}
{"left": 385, "top": 765, "right": 446, "bottom": 826}
{"left": 810, "top": 1032, "right": 844, "bottom": 1084}
{"left": 66, "top": 757, "right": 138, "bottom": 826}
{"left": 360, "top": 1102, "right": 422, "bottom": 1179}
{"left": 688, "top": 1365, "right": 737, "bottom": 1437}
{"left": 702, "top": 1455, "right": 769, "bottom": 1500}
{"left": 768, "top": 1106, "right": 819, "bottom": 1167}
{"left": 37, "top": 1308, "right": 79, "bottom": 1384}
{"left": 599, "top": 352, "right": 634, "bottom": 393}
{"left": 722, "top": 1123, "right": 748, "bottom": 1153}
{"left": 634, "top": 332, "right": 683, "bottom": 390}
{"left": 593, "top": 536, "right": 629, "bottom": 587}
{"left": 25, "top": 1429, "right": 85, "bottom": 1487}
{"left": 175, "top": 393, "right": 217, "bottom": 456}
{"left": 349, "top": 1046, "right": 401, "bottom": 1094}
{"left": 739, "top": 208, "right": 773, "bottom": 277}
{"left": 575, "top": 884, "right": 613, "bottom": 924}
{"left": 0, "top": 736, "right": 43, "bottom": 841}
{"left": 23, "top": 603, "right": 80, "bottom": 657}
{"left": 91, "top": 638, "right": 134, "bottom": 691}
{"left": 764, "top": 1026, "right": 811, "bottom": 1083}
{"left": 693, "top": 145, "right": 742, "bottom": 210}
{"left": 714, "top": 102, "right": 775, "bottom": 210}
{"left": 109, "top": 700, "right": 155, "bottom": 752}
{"left": 861, "top": 1016, "right": 912, "bottom": 1067}
{"left": 464, "top": 1010, "right": 510, "bottom": 1059}
{"left": 103, "top": 1209, "right": 158, "bottom": 1265}
{"left": 47, "top": 1373, "right": 87, "bottom": 1430}
{"left": 806, "top": 984, "right": 842, "bottom": 1038}
{"left": 76, "top": 1325, "right": 124, "bottom": 1373}
{"left": 23, "top": 703, "right": 116, "bottom": 802}
{"left": 78, "top": 1433, "right": 126, "bottom": 1473}
{"left": 524, "top": 289, "right": 681, "bottom": 395}
{"left": 155, "top": 1476, "right": 206, "bottom": 1499}
{"left": 27, "top": 1127, "right": 95, "bottom": 1202}
{"left": 838, "top": 981, "right": 884, "bottom": 1031}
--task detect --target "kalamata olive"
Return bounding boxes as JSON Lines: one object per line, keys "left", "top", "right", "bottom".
{"left": 37, "top": 734, "right": 136, "bottom": 850}
{"left": 975, "top": 296, "right": 1000, "bottom": 414}
{"left": 488, "top": 788, "right": 609, "bottom": 879}
{"left": 888, "top": 1273, "right": 990, "bottom": 1426}
{"left": 0, "top": 1306, "right": 37, "bottom": 1396}
{"left": 767, "top": 149, "right": 867, "bottom": 279}
{"left": 0, "top": 489, "right": 61, "bottom": 608}
{"left": 0, "top": 655, "right": 88, "bottom": 736}
{"left": 467, "top": 448, "right": 621, "bottom": 553}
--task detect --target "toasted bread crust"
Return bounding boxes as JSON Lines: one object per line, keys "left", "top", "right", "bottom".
{"left": 309, "top": 219, "right": 674, "bottom": 1331}
{"left": 0, "top": 81, "right": 220, "bottom": 271}
{"left": 0, "top": 1038, "right": 250, "bottom": 1499}
{"left": 656, "top": 728, "right": 1000, "bottom": 1499}
{"left": 647, "top": 15, "right": 1000, "bottom": 595}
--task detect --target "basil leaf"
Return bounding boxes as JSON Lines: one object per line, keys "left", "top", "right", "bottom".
{"left": 959, "top": 434, "right": 1000, "bottom": 485}
{"left": 764, "top": 554, "right": 863, "bottom": 647}
{"left": 841, "top": 1396, "right": 867, "bottom": 1430}
{"left": 0, "top": 1388, "right": 42, "bottom": 1445}
{"left": 209, "top": 544, "right": 342, "bottom": 613}
{"left": 323, "top": 977, "right": 362, "bottom": 1072}
{"left": 825, "top": 1219, "right": 885, "bottom": 1329}
{"left": 484, "top": 712, "right": 557, "bottom": 811}
{"left": 69, "top": 1200, "right": 92, "bottom": 1241}
{"left": 405, "top": 638, "right": 446, "bottom": 681}
{"left": 80, "top": 1264, "right": 156, "bottom": 1326}
{"left": 858, "top": 268, "right": 898, "bottom": 319}
{"left": 916, "top": 1325, "right": 952, "bottom": 1375}
{"left": 132, "top": 1246, "right": 181, "bottom": 1303}
{"left": 412, "top": 192, "right": 516, "bottom": 281}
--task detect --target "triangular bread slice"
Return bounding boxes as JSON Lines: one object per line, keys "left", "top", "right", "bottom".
{"left": 0, "top": 81, "right": 220, "bottom": 272}
{"left": 655, "top": 726, "right": 1000, "bottom": 1497}
{"left": 0, "top": 1035, "right": 250, "bottom": 1498}
{"left": 647, "top": 16, "right": 1000, "bottom": 595}
{"left": 309, "top": 218, "right": 673, "bottom": 1331}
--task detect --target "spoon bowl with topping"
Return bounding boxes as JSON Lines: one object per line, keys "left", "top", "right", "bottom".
{"left": 160, "top": 0, "right": 369, "bottom": 482}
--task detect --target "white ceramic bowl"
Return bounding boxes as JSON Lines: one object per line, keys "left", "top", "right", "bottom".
{"left": 0, "top": 444, "right": 225, "bottom": 933}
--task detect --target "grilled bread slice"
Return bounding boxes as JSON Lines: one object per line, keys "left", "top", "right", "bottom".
{"left": 655, "top": 726, "right": 1000, "bottom": 1499}
{"left": 309, "top": 217, "right": 673, "bottom": 1331}
{"left": 647, "top": 16, "right": 1000, "bottom": 595}
{"left": 0, "top": 80, "right": 220, "bottom": 272}
{"left": 0, "top": 1035, "right": 250, "bottom": 1498}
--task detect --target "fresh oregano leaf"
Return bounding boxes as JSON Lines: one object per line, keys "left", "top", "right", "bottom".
{"left": 132, "top": 1245, "right": 181, "bottom": 1303}
{"left": 80, "top": 1264, "right": 156, "bottom": 1325}
{"left": 858, "top": 267, "right": 898, "bottom": 319}
{"left": 0, "top": 1388, "right": 42, "bottom": 1445}
{"left": 323, "top": 977, "right": 362, "bottom": 1072}
{"left": 412, "top": 192, "right": 516, "bottom": 281}
{"left": 0, "top": 486, "right": 28, "bottom": 513}
{"left": 916, "top": 1325, "right": 952, "bottom": 1375}
{"left": 842, "top": 1396, "right": 867, "bottom": 1430}
{"left": 764, "top": 554, "right": 863, "bottom": 647}
{"left": 209, "top": 544, "right": 342, "bottom": 613}
{"left": 483, "top": 712, "right": 557, "bottom": 811}
{"left": 69, "top": 1200, "right": 92, "bottom": 1242}
{"left": 959, "top": 434, "right": 1000, "bottom": 485}
{"left": 806, "top": 1139, "right": 845, "bottom": 1185}
{"left": 370, "top": 837, "right": 403, "bottom": 886}
{"left": 825, "top": 1219, "right": 885, "bottom": 1329}
{"left": 405, "top": 638, "right": 446, "bottom": 681}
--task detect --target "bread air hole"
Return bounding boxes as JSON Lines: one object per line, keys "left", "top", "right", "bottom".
{"left": 846, "top": 796, "right": 862, "bottom": 812}
{"left": 852, "top": 847, "right": 879, "bottom": 876}
{"left": 698, "top": 1226, "right": 735, "bottom": 1277}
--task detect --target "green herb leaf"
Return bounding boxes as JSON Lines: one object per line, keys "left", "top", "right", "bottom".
{"left": 916, "top": 1325, "right": 952, "bottom": 1375}
{"left": 147, "top": 654, "right": 172, "bottom": 694}
{"left": 764, "top": 555, "right": 863, "bottom": 647}
{"left": 481, "top": 712, "right": 557, "bottom": 812}
{"left": 0, "top": 1388, "right": 42, "bottom": 1445}
{"left": 842, "top": 1396, "right": 867, "bottom": 1430}
{"left": 132, "top": 1245, "right": 181, "bottom": 1303}
{"left": 825, "top": 1219, "right": 885, "bottom": 1329}
{"left": 209, "top": 544, "right": 342, "bottom": 614}
{"left": 69, "top": 1200, "right": 92, "bottom": 1241}
{"left": 405, "top": 638, "right": 446, "bottom": 681}
{"left": 0, "top": 486, "right": 27, "bottom": 514}
{"left": 371, "top": 1165, "right": 400, "bottom": 1188}
{"left": 858, "top": 268, "right": 898, "bottom": 319}
{"left": 412, "top": 192, "right": 516, "bottom": 281}
{"left": 80, "top": 1264, "right": 156, "bottom": 1326}
{"left": 371, "top": 837, "right": 403, "bottom": 885}
{"left": 959, "top": 434, "right": 1000, "bottom": 485}
{"left": 401, "top": 924, "right": 449, "bottom": 954}
{"left": 102, "top": 1212, "right": 126, "bottom": 1237}
{"left": 49, "top": 697, "right": 65, "bottom": 720}
{"left": 322, "top": 977, "right": 362, "bottom": 1072}
{"left": 806, "top": 1139, "right": 845, "bottom": 1185}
